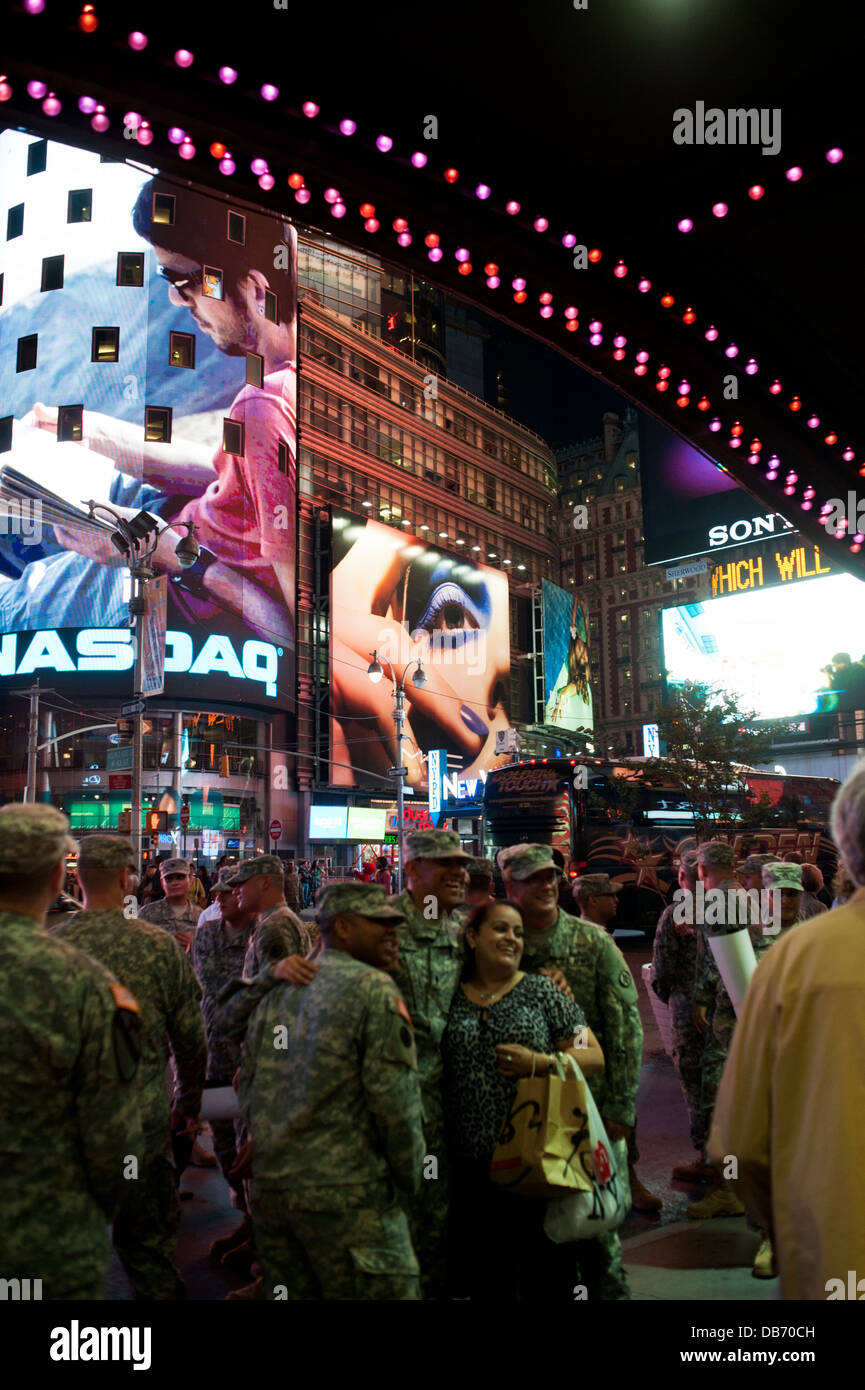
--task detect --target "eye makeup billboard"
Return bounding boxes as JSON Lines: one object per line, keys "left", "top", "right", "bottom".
{"left": 0, "top": 130, "right": 296, "bottom": 707}
{"left": 542, "top": 579, "right": 593, "bottom": 731}
{"left": 330, "top": 510, "right": 514, "bottom": 792}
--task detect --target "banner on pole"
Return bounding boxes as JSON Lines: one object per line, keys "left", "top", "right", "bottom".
{"left": 141, "top": 575, "right": 167, "bottom": 697}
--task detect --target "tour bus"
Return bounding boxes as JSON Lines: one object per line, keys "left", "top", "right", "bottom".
{"left": 482, "top": 758, "right": 841, "bottom": 933}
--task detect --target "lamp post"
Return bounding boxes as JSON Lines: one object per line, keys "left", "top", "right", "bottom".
{"left": 85, "top": 503, "right": 199, "bottom": 869}
{"left": 367, "top": 650, "right": 427, "bottom": 893}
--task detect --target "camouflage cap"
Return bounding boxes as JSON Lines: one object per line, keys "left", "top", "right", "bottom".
{"left": 466, "top": 857, "right": 495, "bottom": 878}
{"left": 77, "top": 835, "right": 136, "bottom": 872}
{"left": 741, "top": 853, "right": 781, "bottom": 874}
{"left": 0, "top": 803, "right": 76, "bottom": 875}
{"left": 762, "top": 861, "right": 803, "bottom": 891}
{"left": 572, "top": 873, "right": 619, "bottom": 897}
{"left": 227, "top": 854, "right": 285, "bottom": 886}
{"left": 160, "top": 857, "right": 191, "bottom": 876}
{"left": 678, "top": 850, "right": 700, "bottom": 878}
{"left": 496, "top": 843, "right": 557, "bottom": 880}
{"left": 696, "top": 840, "right": 736, "bottom": 870}
{"left": 213, "top": 867, "right": 240, "bottom": 893}
{"left": 315, "top": 881, "right": 407, "bottom": 923}
{"left": 402, "top": 829, "right": 471, "bottom": 863}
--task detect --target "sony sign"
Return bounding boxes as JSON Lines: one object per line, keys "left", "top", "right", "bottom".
{"left": 708, "top": 513, "right": 795, "bottom": 548}
{"left": 0, "top": 629, "right": 281, "bottom": 698}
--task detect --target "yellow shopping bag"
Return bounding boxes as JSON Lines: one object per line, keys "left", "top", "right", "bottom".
{"left": 489, "top": 1065, "right": 595, "bottom": 1197}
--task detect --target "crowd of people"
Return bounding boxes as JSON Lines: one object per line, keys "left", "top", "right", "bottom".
{"left": 1, "top": 763, "right": 864, "bottom": 1301}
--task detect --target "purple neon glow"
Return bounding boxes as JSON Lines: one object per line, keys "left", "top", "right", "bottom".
{"left": 854, "top": 533, "right": 865, "bottom": 544}
{"left": 705, "top": 326, "right": 719, "bottom": 341}
{"left": 588, "top": 319, "right": 602, "bottom": 333}
{"left": 261, "top": 84, "right": 279, "bottom": 101}
{"left": 511, "top": 277, "right": 526, "bottom": 292}
{"left": 748, "top": 453, "right": 759, "bottom": 465}
{"left": 168, "top": 128, "right": 185, "bottom": 145}
{"left": 826, "top": 147, "right": 843, "bottom": 163}
{"left": 218, "top": 156, "right": 236, "bottom": 175}
{"left": 258, "top": 173, "right": 275, "bottom": 190}
{"left": 295, "top": 188, "right": 312, "bottom": 205}
{"left": 25, "top": 0, "right": 46, "bottom": 11}
{"left": 178, "top": 140, "right": 195, "bottom": 161}
{"left": 540, "top": 305, "right": 554, "bottom": 319}
{"left": 709, "top": 418, "right": 722, "bottom": 432}
{"left": 376, "top": 135, "right": 393, "bottom": 152}
{"left": 807, "top": 415, "right": 820, "bottom": 428}
{"left": 636, "top": 350, "right": 648, "bottom": 363}
{"left": 724, "top": 343, "right": 738, "bottom": 358}
{"left": 745, "top": 358, "right": 758, "bottom": 374}
{"left": 128, "top": 32, "right": 148, "bottom": 50}
{"left": 339, "top": 118, "right": 356, "bottom": 136}
{"left": 27, "top": 81, "right": 47, "bottom": 99}
{"left": 428, "top": 247, "right": 443, "bottom": 262}
{"left": 564, "top": 307, "right": 578, "bottom": 321}
{"left": 251, "top": 158, "right": 269, "bottom": 175}
{"left": 397, "top": 230, "right": 411, "bottom": 245}
{"left": 486, "top": 275, "right": 500, "bottom": 288}
{"left": 678, "top": 381, "right": 691, "bottom": 396}
{"left": 766, "top": 470, "right": 778, "bottom": 481}
{"left": 589, "top": 333, "right": 603, "bottom": 346}
{"left": 91, "top": 113, "right": 110, "bottom": 132}
{"left": 411, "top": 151, "right": 427, "bottom": 168}
{"left": 729, "top": 437, "right": 742, "bottom": 448}
{"left": 78, "top": 95, "right": 97, "bottom": 113}
{"left": 786, "top": 166, "right": 803, "bottom": 182}
{"left": 533, "top": 216, "right": 549, "bottom": 233}
{"left": 677, "top": 218, "right": 693, "bottom": 233}
{"left": 174, "top": 50, "right": 194, "bottom": 68}
{"left": 475, "top": 183, "right": 491, "bottom": 200}
{"left": 613, "top": 335, "right": 627, "bottom": 349}
{"left": 455, "top": 247, "right": 470, "bottom": 263}
{"left": 638, "top": 278, "right": 651, "bottom": 293}
{"left": 843, "top": 448, "right": 856, "bottom": 461}
{"left": 219, "top": 67, "right": 237, "bottom": 84}
{"left": 323, "top": 188, "right": 340, "bottom": 204}
{"left": 562, "top": 233, "right": 577, "bottom": 248}
{"left": 302, "top": 101, "right": 319, "bottom": 118}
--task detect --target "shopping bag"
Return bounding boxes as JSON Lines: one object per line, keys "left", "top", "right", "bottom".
{"left": 489, "top": 1059, "right": 595, "bottom": 1197}
{"left": 543, "top": 1060, "right": 629, "bottom": 1241}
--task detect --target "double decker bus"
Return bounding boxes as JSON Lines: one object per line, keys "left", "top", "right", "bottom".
{"left": 482, "top": 758, "right": 840, "bottom": 933}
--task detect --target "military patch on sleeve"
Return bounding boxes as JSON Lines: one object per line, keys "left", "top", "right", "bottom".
{"left": 110, "top": 983, "right": 141, "bottom": 1015}
{"left": 618, "top": 968, "right": 634, "bottom": 991}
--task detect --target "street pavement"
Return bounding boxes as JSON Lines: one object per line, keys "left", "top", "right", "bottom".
{"left": 106, "top": 935, "right": 777, "bottom": 1301}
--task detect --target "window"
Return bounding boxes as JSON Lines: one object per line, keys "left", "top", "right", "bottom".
{"left": 0, "top": 416, "right": 12, "bottom": 453}
{"left": 203, "top": 266, "right": 224, "bottom": 301}
{"left": 169, "top": 332, "right": 195, "bottom": 369}
{"left": 144, "top": 407, "right": 172, "bottom": 443}
{"left": 27, "top": 140, "right": 47, "bottom": 176}
{"left": 227, "top": 211, "right": 246, "bottom": 244}
{"left": 277, "top": 439, "right": 292, "bottom": 477}
{"left": 41, "top": 255, "right": 64, "bottom": 292}
{"left": 16, "top": 335, "right": 38, "bottom": 372}
{"left": 222, "top": 419, "right": 244, "bottom": 456}
{"left": 117, "top": 252, "right": 144, "bottom": 287}
{"left": 7, "top": 203, "right": 24, "bottom": 239}
{"left": 67, "top": 189, "right": 92, "bottom": 223}
{"left": 246, "top": 353, "right": 264, "bottom": 388}
{"left": 91, "top": 327, "right": 119, "bottom": 362}
{"left": 152, "top": 193, "right": 175, "bottom": 225}
{"left": 264, "top": 289, "right": 278, "bottom": 323}
{"left": 57, "top": 405, "right": 84, "bottom": 443}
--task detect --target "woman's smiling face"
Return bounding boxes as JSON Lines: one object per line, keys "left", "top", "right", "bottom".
{"left": 466, "top": 903, "right": 525, "bottom": 974}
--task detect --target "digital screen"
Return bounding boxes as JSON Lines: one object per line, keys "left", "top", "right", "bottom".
{"left": 346, "top": 806, "right": 386, "bottom": 840}
{"left": 308, "top": 805, "right": 348, "bottom": 839}
{"left": 662, "top": 573, "right": 865, "bottom": 718}
{"left": 640, "top": 414, "right": 795, "bottom": 565}
{"left": 0, "top": 131, "right": 296, "bottom": 707}
{"left": 330, "top": 510, "right": 513, "bottom": 791}
{"left": 542, "top": 579, "right": 593, "bottom": 731}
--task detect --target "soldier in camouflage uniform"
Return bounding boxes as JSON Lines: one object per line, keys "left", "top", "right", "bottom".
{"left": 227, "top": 855, "right": 311, "bottom": 976}
{"left": 54, "top": 834, "right": 207, "bottom": 1299}
{"left": 0, "top": 806, "right": 144, "bottom": 1299}
{"left": 137, "top": 858, "right": 202, "bottom": 946}
{"left": 502, "top": 843, "right": 643, "bottom": 1300}
{"left": 238, "top": 882, "right": 424, "bottom": 1299}
{"left": 651, "top": 850, "right": 713, "bottom": 1182}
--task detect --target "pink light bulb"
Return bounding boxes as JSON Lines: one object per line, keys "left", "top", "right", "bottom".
{"left": 364, "top": 217, "right": 379, "bottom": 232}
{"left": 786, "top": 165, "right": 803, "bottom": 182}
{"left": 339, "top": 118, "right": 356, "bottom": 136}
{"left": 562, "top": 233, "right": 577, "bottom": 248}
{"left": 302, "top": 101, "right": 319, "bottom": 118}
{"left": 178, "top": 140, "right": 195, "bottom": 161}
{"left": 635, "top": 365, "right": 647, "bottom": 376}
{"left": 397, "top": 230, "right": 411, "bottom": 245}
{"left": 42, "top": 93, "right": 61, "bottom": 116}
{"left": 260, "top": 84, "right": 279, "bottom": 102}
{"left": 614, "top": 260, "right": 627, "bottom": 278}
{"left": 725, "top": 343, "right": 738, "bottom": 357}
{"left": 801, "top": 501, "right": 813, "bottom": 510}
{"left": 533, "top": 216, "right": 549, "bottom": 232}
{"left": 511, "top": 277, "right": 526, "bottom": 291}
{"left": 588, "top": 319, "right": 602, "bottom": 333}
{"left": 219, "top": 156, "right": 235, "bottom": 175}
{"left": 613, "top": 335, "right": 627, "bottom": 348}
{"left": 0, "top": 81, "right": 15, "bottom": 102}
{"left": 219, "top": 67, "right": 237, "bottom": 84}
{"left": 540, "top": 305, "right": 554, "bottom": 319}
{"left": 376, "top": 135, "right": 393, "bottom": 152}
{"left": 637, "top": 278, "right": 651, "bottom": 293}
{"left": 25, "top": 0, "right": 46, "bottom": 11}
{"left": 295, "top": 188, "right": 311, "bottom": 205}
{"left": 807, "top": 415, "right": 820, "bottom": 428}
{"left": 729, "top": 437, "right": 741, "bottom": 448}
{"left": 843, "top": 448, "right": 856, "bottom": 462}
{"left": 748, "top": 453, "right": 759, "bottom": 465}
{"left": 708, "top": 418, "right": 722, "bottom": 432}
{"left": 677, "top": 217, "right": 693, "bottom": 233}
{"left": 712, "top": 202, "right": 728, "bottom": 218}
{"left": 770, "top": 380, "right": 783, "bottom": 394}
{"left": 826, "top": 147, "right": 843, "bottom": 164}
{"left": 678, "top": 381, "right": 691, "bottom": 396}
{"left": 428, "top": 247, "right": 443, "bottom": 262}
{"left": 78, "top": 95, "right": 97, "bottom": 114}
{"left": 27, "top": 81, "right": 47, "bottom": 99}
{"left": 123, "top": 111, "right": 141, "bottom": 129}
{"left": 168, "top": 128, "right": 185, "bottom": 145}
{"left": 486, "top": 275, "right": 499, "bottom": 288}
{"left": 745, "top": 358, "right": 758, "bottom": 374}
{"left": 564, "top": 306, "right": 578, "bottom": 321}
{"left": 174, "top": 50, "right": 194, "bottom": 68}
{"left": 259, "top": 173, "right": 275, "bottom": 190}
{"left": 136, "top": 127, "right": 153, "bottom": 147}
{"left": 323, "top": 188, "right": 340, "bottom": 204}
{"left": 128, "top": 32, "right": 149, "bottom": 51}
{"left": 455, "top": 247, "right": 470, "bottom": 263}
{"left": 613, "top": 348, "right": 626, "bottom": 360}
{"left": 251, "top": 158, "right": 269, "bottom": 175}
{"left": 505, "top": 200, "right": 521, "bottom": 215}
{"left": 411, "top": 151, "right": 427, "bottom": 168}
{"left": 589, "top": 333, "right": 602, "bottom": 346}
{"left": 636, "top": 350, "right": 649, "bottom": 363}
{"left": 475, "top": 183, "right": 491, "bottom": 199}
{"left": 766, "top": 471, "right": 778, "bottom": 481}
{"left": 91, "top": 112, "right": 110, "bottom": 132}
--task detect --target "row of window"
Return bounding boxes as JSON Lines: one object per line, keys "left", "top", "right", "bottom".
{"left": 0, "top": 401, "right": 261, "bottom": 460}
{"left": 11, "top": 327, "right": 275, "bottom": 381}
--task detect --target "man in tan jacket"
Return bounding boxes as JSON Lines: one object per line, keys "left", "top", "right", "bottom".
{"left": 709, "top": 762, "right": 865, "bottom": 1299}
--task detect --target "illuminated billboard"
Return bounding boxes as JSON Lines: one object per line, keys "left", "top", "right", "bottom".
{"left": 662, "top": 572, "right": 865, "bottom": 718}
{"left": 640, "top": 414, "right": 795, "bottom": 566}
{"left": 0, "top": 131, "right": 296, "bottom": 707}
{"left": 542, "top": 580, "right": 593, "bottom": 731}
{"left": 331, "top": 510, "right": 513, "bottom": 791}
{"left": 309, "top": 805, "right": 348, "bottom": 839}
{"left": 346, "top": 806, "right": 387, "bottom": 840}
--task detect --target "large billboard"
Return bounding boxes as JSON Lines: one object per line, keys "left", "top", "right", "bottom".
{"left": 662, "top": 573, "right": 865, "bottom": 718}
{"left": 330, "top": 510, "right": 513, "bottom": 791}
{"left": 640, "top": 414, "right": 795, "bottom": 566}
{"left": 0, "top": 131, "right": 296, "bottom": 707}
{"left": 542, "top": 579, "right": 593, "bottom": 731}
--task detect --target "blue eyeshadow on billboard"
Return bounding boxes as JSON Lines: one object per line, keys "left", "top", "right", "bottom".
{"left": 661, "top": 573, "right": 865, "bottom": 719}
{"left": 309, "top": 805, "right": 348, "bottom": 839}
{"left": 640, "top": 414, "right": 795, "bottom": 566}
{"left": 0, "top": 130, "right": 296, "bottom": 707}
{"left": 346, "top": 806, "right": 387, "bottom": 840}
{"left": 541, "top": 579, "right": 593, "bottom": 731}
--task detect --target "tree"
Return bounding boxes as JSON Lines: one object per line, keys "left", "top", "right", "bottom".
{"left": 652, "top": 682, "right": 787, "bottom": 830}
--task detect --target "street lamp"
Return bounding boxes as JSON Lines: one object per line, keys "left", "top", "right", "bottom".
{"left": 367, "top": 649, "right": 427, "bottom": 892}
{"left": 86, "top": 502, "right": 199, "bottom": 869}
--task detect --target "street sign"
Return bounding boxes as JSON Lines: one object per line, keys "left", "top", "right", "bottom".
{"left": 108, "top": 774, "right": 132, "bottom": 790}
{"left": 665, "top": 559, "right": 708, "bottom": 581}
{"left": 180, "top": 805, "right": 190, "bottom": 826}
{"left": 107, "top": 746, "right": 133, "bottom": 771}
{"left": 120, "top": 698, "right": 147, "bottom": 717}
{"left": 269, "top": 818, "right": 282, "bottom": 841}
{"left": 387, "top": 767, "right": 408, "bottom": 778}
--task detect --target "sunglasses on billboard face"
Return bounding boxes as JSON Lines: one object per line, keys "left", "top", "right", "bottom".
{"left": 157, "top": 264, "right": 205, "bottom": 300}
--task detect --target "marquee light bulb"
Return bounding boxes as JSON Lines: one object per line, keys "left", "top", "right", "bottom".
{"left": 174, "top": 49, "right": 194, "bottom": 68}
{"left": 377, "top": 135, "right": 393, "bottom": 152}
{"left": 505, "top": 200, "right": 520, "bottom": 214}
{"left": 339, "top": 118, "right": 356, "bottom": 136}
{"left": 219, "top": 67, "right": 237, "bottom": 84}
{"left": 411, "top": 152, "right": 427, "bottom": 168}
{"left": 302, "top": 101, "right": 319, "bottom": 118}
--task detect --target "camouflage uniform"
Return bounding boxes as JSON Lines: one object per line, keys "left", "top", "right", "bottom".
{"left": 242, "top": 902, "right": 310, "bottom": 978}
{"left": 0, "top": 806, "right": 144, "bottom": 1300}
{"left": 651, "top": 902, "right": 705, "bottom": 1149}
{"left": 239, "top": 891, "right": 424, "bottom": 1300}
{"left": 137, "top": 896, "right": 202, "bottom": 938}
{"left": 55, "top": 896, "right": 206, "bottom": 1299}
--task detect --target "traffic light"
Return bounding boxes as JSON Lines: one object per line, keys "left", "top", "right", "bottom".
{"left": 219, "top": 754, "right": 230, "bottom": 778}
{"left": 146, "top": 809, "right": 168, "bottom": 845}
